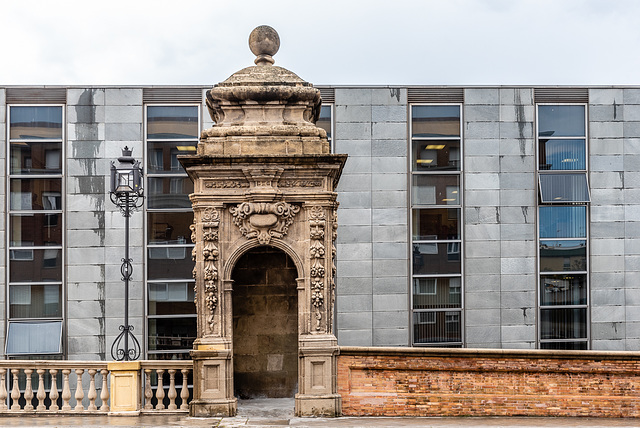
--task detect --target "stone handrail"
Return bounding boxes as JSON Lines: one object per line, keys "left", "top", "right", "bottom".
{"left": 0, "top": 360, "right": 193, "bottom": 414}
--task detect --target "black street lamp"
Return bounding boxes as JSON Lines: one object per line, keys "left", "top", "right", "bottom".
{"left": 109, "top": 147, "right": 144, "bottom": 361}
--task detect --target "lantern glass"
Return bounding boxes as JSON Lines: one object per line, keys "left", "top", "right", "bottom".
{"left": 116, "top": 169, "right": 134, "bottom": 193}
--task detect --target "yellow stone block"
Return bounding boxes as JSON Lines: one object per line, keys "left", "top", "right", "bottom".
{"left": 108, "top": 361, "right": 141, "bottom": 413}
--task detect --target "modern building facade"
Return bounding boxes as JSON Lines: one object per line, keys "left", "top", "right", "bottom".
{"left": 1, "top": 85, "right": 639, "bottom": 360}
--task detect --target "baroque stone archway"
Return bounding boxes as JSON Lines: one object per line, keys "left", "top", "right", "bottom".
{"left": 180, "top": 26, "right": 346, "bottom": 417}
{"left": 231, "top": 246, "right": 298, "bottom": 399}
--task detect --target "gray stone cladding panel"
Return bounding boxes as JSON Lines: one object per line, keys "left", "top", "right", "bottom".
{"left": 373, "top": 328, "right": 409, "bottom": 347}
{"left": 337, "top": 329, "right": 372, "bottom": 347}
{"left": 372, "top": 105, "right": 407, "bottom": 123}
{"left": 337, "top": 294, "right": 373, "bottom": 313}
{"left": 371, "top": 88, "right": 406, "bottom": 105}
{"left": 335, "top": 88, "right": 372, "bottom": 106}
{"left": 335, "top": 105, "right": 371, "bottom": 123}
{"left": 372, "top": 139, "right": 407, "bottom": 157}
{"left": 337, "top": 312, "right": 372, "bottom": 331}
{"left": 501, "top": 325, "right": 536, "bottom": 343}
{"left": 589, "top": 88, "right": 624, "bottom": 105}
{"left": 372, "top": 122, "right": 406, "bottom": 140}
{"left": 373, "top": 311, "right": 408, "bottom": 329}
{"left": 104, "top": 88, "right": 142, "bottom": 106}
{"left": 465, "top": 88, "right": 500, "bottom": 105}
{"left": 335, "top": 277, "right": 373, "bottom": 296}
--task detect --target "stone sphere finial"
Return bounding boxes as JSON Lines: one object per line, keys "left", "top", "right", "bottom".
{"left": 249, "top": 25, "right": 280, "bottom": 66}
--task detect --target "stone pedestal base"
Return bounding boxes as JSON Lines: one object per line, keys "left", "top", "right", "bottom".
{"left": 296, "top": 334, "right": 341, "bottom": 416}
{"left": 189, "top": 398, "right": 237, "bottom": 417}
{"left": 108, "top": 361, "right": 141, "bottom": 413}
{"left": 189, "top": 342, "right": 237, "bottom": 417}
{"left": 295, "top": 393, "right": 341, "bottom": 417}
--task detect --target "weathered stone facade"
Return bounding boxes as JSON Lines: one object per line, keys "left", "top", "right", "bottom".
{"left": 180, "top": 26, "right": 346, "bottom": 417}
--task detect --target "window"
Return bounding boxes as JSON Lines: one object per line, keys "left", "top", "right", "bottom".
{"left": 316, "top": 104, "right": 333, "bottom": 151}
{"left": 146, "top": 105, "right": 199, "bottom": 360}
{"left": 6, "top": 105, "right": 64, "bottom": 357}
{"left": 537, "top": 104, "right": 589, "bottom": 350}
{"left": 411, "top": 105, "right": 463, "bottom": 347}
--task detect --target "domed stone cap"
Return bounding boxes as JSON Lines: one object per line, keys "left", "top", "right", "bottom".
{"left": 204, "top": 26, "right": 323, "bottom": 136}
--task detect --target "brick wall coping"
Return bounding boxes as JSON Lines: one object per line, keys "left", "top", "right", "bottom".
{"left": 339, "top": 346, "right": 640, "bottom": 361}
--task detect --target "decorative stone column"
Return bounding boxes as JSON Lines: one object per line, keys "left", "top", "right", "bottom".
{"left": 181, "top": 26, "right": 346, "bottom": 417}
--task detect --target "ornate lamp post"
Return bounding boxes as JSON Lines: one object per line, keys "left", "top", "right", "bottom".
{"left": 109, "top": 147, "right": 144, "bottom": 361}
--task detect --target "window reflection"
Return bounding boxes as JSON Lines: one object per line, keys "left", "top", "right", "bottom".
{"left": 412, "top": 175, "right": 459, "bottom": 205}
{"left": 148, "top": 317, "right": 197, "bottom": 351}
{"left": 538, "top": 105, "right": 585, "bottom": 137}
{"left": 539, "top": 206, "right": 586, "bottom": 238}
{"left": 412, "top": 208, "right": 460, "bottom": 241}
{"left": 9, "top": 106, "right": 63, "bottom": 140}
{"left": 412, "top": 106, "right": 460, "bottom": 137}
{"left": 539, "top": 240, "right": 586, "bottom": 272}
{"left": 147, "top": 106, "right": 199, "bottom": 139}
{"left": 412, "top": 140, "right": 460, "bottom": 171}
{"left": 148, "top": 212, "right": 193, "bottom": 244}
{"left": 9, "top": 284, "right": 61, "bottom": 318}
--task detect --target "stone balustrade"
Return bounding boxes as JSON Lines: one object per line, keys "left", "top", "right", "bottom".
{"left": 0, "top": 361, "right": 192, "bottom": 414}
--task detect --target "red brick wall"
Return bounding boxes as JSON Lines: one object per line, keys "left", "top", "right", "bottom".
{"left": 338, "top": 347, "right": 640, "bottom": 417}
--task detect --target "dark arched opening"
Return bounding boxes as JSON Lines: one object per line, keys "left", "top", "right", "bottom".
{"left": 231, "top": 246, "right": 298, "bottom": 398}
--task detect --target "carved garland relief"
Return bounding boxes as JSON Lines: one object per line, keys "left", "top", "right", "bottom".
{"left": 230, "top": 201, "right": 300, "bottom": 245}
{"left": 309, "top": 205, "right": 326, "bottom": 332}
{"left": 191, "top": 207, "right": 221, "bottom": 333}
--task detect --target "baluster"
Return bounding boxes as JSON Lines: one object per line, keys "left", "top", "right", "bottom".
{"left": 87, "top": 369, "right": 97, "bottom": 411}
{"left": 10, "top": 369, "right": 20, "bottom": 411}
{"left": 155, "top": 369, "right": 165, "bottom": 410}
{"left": 74, "top": 369, "right": 84, "bottom": 411}
{"left": 99, "top": 369, "right": 109, "bottom": 411}
{"left": 24, "top": 369, "right": 34, "bottom": 410}
{"left": 143, "top": 369, "right": 153, "bottom": 410}
{"left": 61, "top": 369, "right": 72, "bottom": 411}
{"left": 36, "top": 369, "right": 46, "bottom": 411}
{"left": 180, "top": 369, "right": 189, "bottom": 410}
{"left": 0, "top": 369, "right": 7, "bottom": 411}
{"left": 49, "top": 369, "right": 59, "bottom": 411}
{"left": 167, "top": 369, "right": 177, "bottom": 410}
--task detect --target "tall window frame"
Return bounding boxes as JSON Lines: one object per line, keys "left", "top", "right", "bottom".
{"left": 536, "top": 103, "right": 590, "bottom": 350}
{"left": 316, "top": 104, "right": 333, "bottom": 152}
{"left": 6, "top": 104, "right": 65, "bottom": 357}
{"left": 144, "top": 104, "right": 199, "bottom": 360}
{"left": 410, "top": 104, "right": 463, "bottom": 347}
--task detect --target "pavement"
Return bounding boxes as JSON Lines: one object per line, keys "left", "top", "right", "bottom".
{"left": 1, "top": 398, "right": 640, "bottom": 427}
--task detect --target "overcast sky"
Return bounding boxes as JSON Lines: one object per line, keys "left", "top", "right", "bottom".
{"left": 3, "top": 0, "right": 639, "bottom": 86}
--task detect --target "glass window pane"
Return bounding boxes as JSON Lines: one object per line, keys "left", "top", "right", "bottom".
{"left": 413, "top": 277, "right": 461, "bottom": 309}
{"left": 412, "top": 243, "right": 461, "bottom": 275}
{"left": 148, "top": 317, "right": 196, "bottom": 351}
{"left": 6, "top": 321, "right": 62, "bottom": 354}
{"left": 540, "top": 274, "right": 587, "bottom": 306}
{"left": 539, "top": 139, "right": 585, "bottom": 171}
{"left": 9, "top": 284, "right": 62, "bottom": 318}
{"left": 147, "top": 141, "right": 197, "bottom": 174}
{"left": 412, "top": 140, "right": 460, "bottom": 171}
{"left": 539, "top": 173, "right": 589, "bottom": 203}
{"left": 147, "top": 177, "right": 193, "bottom": 209}
{"left": 10, "top": 249, "right": 62, "bottom": 282}
{"left": 9, "top": 106, "right": 63, "bottom": 140}
{"left": 10, "top": 141, "right": 62, "bottom": 174}
{"left": 10, "top": 178, "right": 62, "bottom": 211}
{"left": 538, "top": 105, "right": 585, "bottom": 137}
{"left": 412, "top": 175, "right": 460, "bottom": 206}
{"left": 540, "top": 308, "right": 587, "bottom": 340}
{"left": 317, "top": 105, "right": 332, "bottom": 140}
{"left": 413, "top": 310, "right": 461, "bottom": 344}
{"left": 540, "top": 240, "right": 586, "bottom": 272}
{"left": 147, "top": 106, "right": 199, "bottom": 139}
{"left": 148, "top": 212, "right": 194, "bottom": 244}
{"left": 412, "top": 208, "right": 460, "bottom": 240}
{"left": 412, "top": 106, "right": 460, "bottom": 137}
{"left": 539, "top": 206, "right": 586, "bottom": 239}
{"left": 10, "top": 213, "right": 62, "bottom": 246}
{"left": 148, "top": 282, "right": 196, "bottom": 315}
{"left": 147, "top": 247, "right": 194, "bottom": 280}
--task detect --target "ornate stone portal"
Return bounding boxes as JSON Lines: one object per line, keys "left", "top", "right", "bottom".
{"left": 180, "top": 26, "right": 347, "bottom": 417}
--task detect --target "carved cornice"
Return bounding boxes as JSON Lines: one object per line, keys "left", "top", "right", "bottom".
{"left": 230, "top": 201, "right": 300, "bottom": 245}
